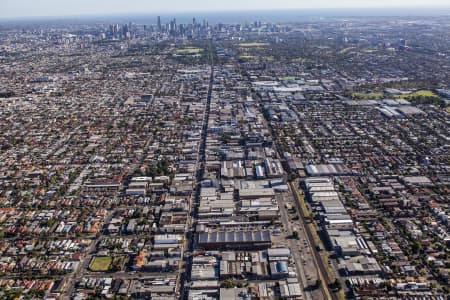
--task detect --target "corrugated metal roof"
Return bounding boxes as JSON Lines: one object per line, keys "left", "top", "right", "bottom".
{"left": 198, "top": 230, "right": 271, "bottom": 244}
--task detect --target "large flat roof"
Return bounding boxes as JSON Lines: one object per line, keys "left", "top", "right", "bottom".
{"left": 198, "top": 230, "right": 271, "bottom": 244}
{"left": 306, "top": 164, "right": 350, "bottom": 176}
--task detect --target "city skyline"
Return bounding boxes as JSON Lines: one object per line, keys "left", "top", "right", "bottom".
{"left": 1, "top": 0, "right": 450, "bottom": 19}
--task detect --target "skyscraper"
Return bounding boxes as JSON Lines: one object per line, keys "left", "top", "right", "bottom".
{"left": 157, "top": 16, "right": 161, "bottom": 32}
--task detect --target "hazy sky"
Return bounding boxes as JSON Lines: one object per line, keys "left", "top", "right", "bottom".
{"left": 1, "top": 0, "right": 449, "bottom": 18}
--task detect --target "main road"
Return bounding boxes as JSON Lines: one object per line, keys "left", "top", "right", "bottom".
{"left": 276, "top": 194, "right": 315, "bottom": 300}
{"left": 180, "top": 40, "right": 215, "bottom": 300}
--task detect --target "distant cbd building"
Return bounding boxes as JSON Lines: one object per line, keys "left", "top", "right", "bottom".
{"left": 399, "top": 39, "right": 409, "bottom": 50}
{"left": 157, "top": 16, "right": 162, "bottom": 32}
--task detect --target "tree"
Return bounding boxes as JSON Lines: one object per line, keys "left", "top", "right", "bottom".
{"left": 46, "top": 217, "right": 56, "bottom": 227}
{"left": 221, "top": 279, "right": 236, "bottom": 288}
{"left": 287, "top": 173, "right": 298, "bottom": 182}
{"left": 315, "top": 279, "right": 322, "bottom": 289}
{"left": 411, "top": 241, "right": 422, "bottom": 255}
{"left": 330, "top": 279, "right": 342, "bottom": 291}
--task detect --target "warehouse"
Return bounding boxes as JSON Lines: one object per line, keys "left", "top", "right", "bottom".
{"left": 198, "top": 230, "right": 271, "bottom": 250}
{"left": 305, "top": 164, "right": 351, "bottom": 176}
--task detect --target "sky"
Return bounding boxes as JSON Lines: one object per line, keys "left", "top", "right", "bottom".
{"left": 1, "top": 0, "right": 450, "bottom": 18}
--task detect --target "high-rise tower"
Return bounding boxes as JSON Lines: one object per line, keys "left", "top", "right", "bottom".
{"left": 157, "top": 16, "right": 162, "bottom": 32}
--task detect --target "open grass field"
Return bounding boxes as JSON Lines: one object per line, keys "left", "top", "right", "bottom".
{"left": 411, "top": 90, "right": 437, "bottom": 97}
{"left": 361, "top": 49, "right": 378, "bottom": 54}
{"left": 406, "top": 90, "right": 439, "bottom": 97}
{"left": 261, "top": 56, "right": 274, "bottom": 61}
{"left": 239, "top": 55, "right": 258, "bottom": 60}
{"left": 239, "top": 42, "right": 269, "bottom": 47}
{"left": 395, "top": 89, "right": 439, "bottom": 98}
{"left": 89, "top": 256, "right": 112, "bottom": 272}
{"left": 175, "top": 47, "right": 203, "bottom": 54}
{"left": 352, "top": 92, "right": 384, "bottom": 99}
{"left": 339, "top": 47, "right": 355, "bottom": 54}
{"left": 240, "top": 55, "right": 273, "bottom": 61}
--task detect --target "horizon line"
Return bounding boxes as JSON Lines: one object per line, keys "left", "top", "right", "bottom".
{"left": 1, "top": 5, "right": 450, "bottom": 21}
